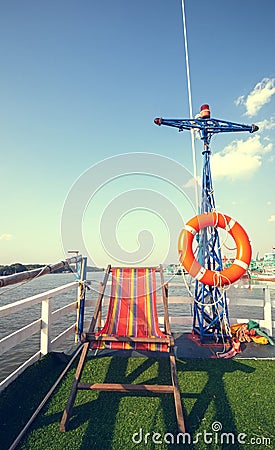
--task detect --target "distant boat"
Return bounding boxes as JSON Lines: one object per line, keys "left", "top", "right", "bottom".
{"left": 262, "top": 252, "right": 275, "bottom": 275}
{"left": 248, "top": 252, "right": 275, "bottom": 282}
{"left": 165, "top": 264, "right": 185, "bottom": 275}
{"left": 251, "top": 273, "right": 275, "bottom": 282}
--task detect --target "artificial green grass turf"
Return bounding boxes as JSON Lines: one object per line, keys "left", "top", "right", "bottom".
{"left": 0, "top": 352, "right": 70, "bottom": 450}
{"left": 0, "top": 355, "right": 274, "bottom": 450}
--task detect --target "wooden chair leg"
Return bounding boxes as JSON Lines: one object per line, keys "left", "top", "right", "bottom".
{"left": 169, "top": 352, "right": 185, "bottom": 433}
{"left": 60, "top": 342, "right": 90, "bottom": 432}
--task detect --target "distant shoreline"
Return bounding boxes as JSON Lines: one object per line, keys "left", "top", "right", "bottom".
{"left": 0, "top": 263, "right": 104, "bottom": 276}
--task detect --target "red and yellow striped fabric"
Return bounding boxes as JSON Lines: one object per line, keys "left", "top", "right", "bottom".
{"left": 94, "top": 267, "right": 168, "bottom": 351}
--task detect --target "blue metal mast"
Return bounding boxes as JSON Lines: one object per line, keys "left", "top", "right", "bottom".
{"left": 154, "top": 106, "right": 258, "bottom": 342}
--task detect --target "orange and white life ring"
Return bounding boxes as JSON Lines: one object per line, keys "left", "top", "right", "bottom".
{"left": 178, "top": 212, "right": 252, "bottom": 286}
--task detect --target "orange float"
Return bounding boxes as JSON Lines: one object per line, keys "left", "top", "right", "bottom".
{"left": 178, "top": 212, "right": 252, "bottom": 286}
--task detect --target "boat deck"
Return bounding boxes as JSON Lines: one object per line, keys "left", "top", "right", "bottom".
{"left": 92, "top": 332, "right": 275, "bottom": 360}
{"left": 175, "top": 332, "right": 275, "bottom": 359}
{"left": 1, "top": 336, "right": 274, "bottom": 450}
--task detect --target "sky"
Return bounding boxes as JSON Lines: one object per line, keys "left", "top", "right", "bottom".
{"left": 0, "top": 0, "right": 275, "bottom": 267}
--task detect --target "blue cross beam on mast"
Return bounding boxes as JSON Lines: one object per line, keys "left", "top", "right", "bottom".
{"left": 154, "top": 105, "right": 258, "bottom": 146}
{"left": 154, "top": 104, "right": 259, "bottom": 344}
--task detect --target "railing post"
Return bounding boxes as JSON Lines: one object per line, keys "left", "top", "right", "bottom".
{"left": 40, "top": 298, "right": 52, "bottom": 356}
{"left": 263, "top": 285, "right": 272, "bottom": 337}
{"left": 75, "top": 257, "right": 87, "bottom": 342}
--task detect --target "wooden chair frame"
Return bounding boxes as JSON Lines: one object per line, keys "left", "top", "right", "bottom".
{"left": 60, "top": 265, "right": 185, "bottom": 432}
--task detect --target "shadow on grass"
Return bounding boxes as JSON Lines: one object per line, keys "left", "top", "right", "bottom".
{"left": 73, "top": 357, "right": 256, "bottom": 449}
{"left": 8, "top": 355, "right": 257, "bottom": 450}
{"left": 174, "top": 358, "right": 255, "bottom": 450}
{"left": 0, "top": 353, "right": 69, "bottom": 450}
{"left": 12, "top": 355, "right": 174, "bottom": 449}
{"left": 75, "top": 356, "right": 173, "bottom": 450}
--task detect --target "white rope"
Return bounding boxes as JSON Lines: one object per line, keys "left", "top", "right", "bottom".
{"left": 179, "top": 257, "right": 231, "bottom": 355}
{"left": 180, "top": 264, "right": 193, "bottom": 297}
{"left": 181, "top": 0, "right": 199, "bottom": 212}
{"left": 213, "top": 211, "right": 237, "bottom": 252}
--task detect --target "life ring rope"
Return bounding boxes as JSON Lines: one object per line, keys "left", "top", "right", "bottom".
{"left": 178, "top": 212, "right": 252, "bottom": 287}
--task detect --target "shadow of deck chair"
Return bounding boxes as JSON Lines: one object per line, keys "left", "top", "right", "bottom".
{"left": 60, "top": 265, "right": 185, "bottom": 432}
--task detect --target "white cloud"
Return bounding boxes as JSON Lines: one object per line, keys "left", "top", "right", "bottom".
{"left": 211, "top": 135, "right": 272, "bottom": 180}
{"left": 0, "top": 233, "right": 13, "bottom": 240}
{"left": 268, "top": 215, "right": 275, "bottom": 223}
{"left": 257, "top": 117, "right": 275, "bottom": 131}
{"left": 236, "top": 78, "right": 275, "bottom": 117}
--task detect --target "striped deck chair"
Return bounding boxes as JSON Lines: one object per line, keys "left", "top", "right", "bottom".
{"left": 60, "top": 265, "right": 185, "bottom": 433}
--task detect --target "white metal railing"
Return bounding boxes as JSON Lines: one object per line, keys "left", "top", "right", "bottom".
{"left": 84, "top": 283, "right": 275, "bottom": 336}
{"left": 0, "top": 281, "right": 79, "bottom": 392}
{"left": 228, "top": 285, "right": 274, "bottom": 337}
{"left": 0, "top": 256, "right": 87, "bottom": 392}
{"left": 164, "top": 284, "right": 275, "bottom": 336}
